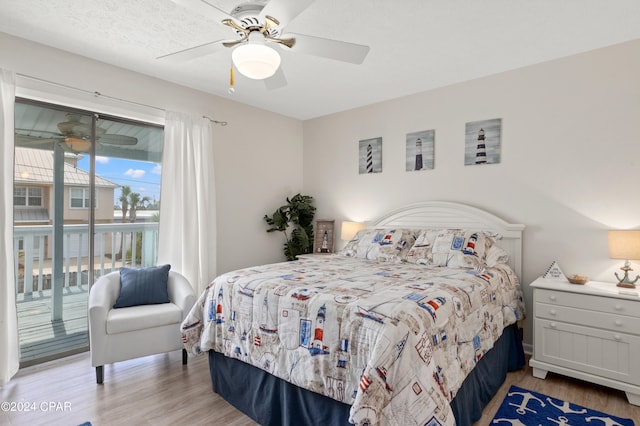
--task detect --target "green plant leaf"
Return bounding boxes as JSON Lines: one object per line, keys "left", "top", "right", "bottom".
{"left": 264, "top": 193, "right": 316, "bottom": 260}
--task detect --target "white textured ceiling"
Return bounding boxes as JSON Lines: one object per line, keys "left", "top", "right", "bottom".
{"left": 1, "top": 0, "right": 640, "bottom": 120}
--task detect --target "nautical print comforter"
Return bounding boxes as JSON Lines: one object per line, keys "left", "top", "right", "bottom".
{"left": 181, "top": 255, "right": 525, "bottom": 426}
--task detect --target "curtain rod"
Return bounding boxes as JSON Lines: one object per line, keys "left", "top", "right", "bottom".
{"left": 16, "top": 73, "right": 228, "bottom": 126}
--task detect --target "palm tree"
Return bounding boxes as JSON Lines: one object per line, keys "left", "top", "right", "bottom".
{"left": 117, "top": 185, "right": 132, "bottom": 260}
{"left": 127, "top": 193, "right": 150, "bottom": 223}
{"left": 126, "top": 191, "right": 150, "bottom": 265}
{"left": 119, "top": 185, "right": 132, "bottom": 223}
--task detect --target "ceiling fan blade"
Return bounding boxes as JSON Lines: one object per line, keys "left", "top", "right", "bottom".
{"left": 15, "top": 135, "right": 62, "bottom": 149}
{"left": 157, "top": 39, "right": 226, "bottom": 61}
{"left": 222, "top": 35, "right": 248, "bottom": 49}
{"left": 98, "top": 134, "right": 138, "bottom": 146}
{"left": 16, "top": 128, "right": 63, "bottom": 137}
{"left": 170, "top": 0, "right": 234, "bottom": 23}
{"left": 287, "top": 33, "right": 370, "bottom": 64}
{"left": 259, "top": 0, "right": 316, "bottom": 29}
{"left": 264, "top": 67, "right": 287, "bottom": 90}
{"left": 222, "top": 18, "right": 249, "bottom": 35}
{"left": 265, "top": 34, "right": 295, "bottom": 49}
{"left": 263, "top": 16, "right": 280, "bottom": 34}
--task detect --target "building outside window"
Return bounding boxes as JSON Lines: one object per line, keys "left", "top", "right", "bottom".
{"left": 14, "top": 186, "right": 42, "bottom": 206}
{"left": 69, "top": 187, "right": 95, "bottom": 208}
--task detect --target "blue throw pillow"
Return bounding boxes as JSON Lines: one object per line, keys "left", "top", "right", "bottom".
{"left": 113, "top": 264, "right": 171, "bottom": 308}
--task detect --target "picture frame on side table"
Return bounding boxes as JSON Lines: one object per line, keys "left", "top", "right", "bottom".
{"left": 313, "top": 220, "right": 336, "bottom": 254}
{"left": 542, "top": 261, "right": 567, "bottom": 280}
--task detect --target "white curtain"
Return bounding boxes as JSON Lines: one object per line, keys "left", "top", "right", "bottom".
{"left": 158, "top": 111, "right": 216, "bottom": 295}
{"left": 0, "top": 68, "right": 19, "bottom": 386}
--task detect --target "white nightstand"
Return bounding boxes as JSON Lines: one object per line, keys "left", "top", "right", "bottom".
{"left": 529, "top": 277, "right": 640, "bottom": 405}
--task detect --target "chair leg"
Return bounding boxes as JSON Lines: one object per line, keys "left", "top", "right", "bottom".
{"left": 182, "top": 348, "right": 188, "bottom": 365}
{"left": 96, "top": 366, "right": 104, "bottom": 384}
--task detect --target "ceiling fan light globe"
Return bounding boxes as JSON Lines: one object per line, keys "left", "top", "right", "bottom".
{"left": 232, "top": 43, "right": 281, "bottom": 80}
{"left": 64, "top": 136, "right": 91, "bottom": 152}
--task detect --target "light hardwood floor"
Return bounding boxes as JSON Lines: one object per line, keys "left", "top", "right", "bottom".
{"left": 1, "top": 351, "right": 638, "bottom": 425}
{"left": 476, "top": 357, "right": 640, "bottom": 424}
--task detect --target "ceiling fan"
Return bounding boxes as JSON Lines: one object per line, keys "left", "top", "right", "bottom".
{"left": 15, "top": 114, "right": 138, "bottom": 153}
{"left": 158, "top": 0, "right": 370, "bottom": 89}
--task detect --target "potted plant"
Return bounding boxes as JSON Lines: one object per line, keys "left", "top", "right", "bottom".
{"left": 264, "top": 193, "right": 316, "bottom": 260}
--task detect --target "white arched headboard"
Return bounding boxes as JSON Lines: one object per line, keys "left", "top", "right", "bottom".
{"left": 370, "top": 201, "right": 525, "bottom": 279}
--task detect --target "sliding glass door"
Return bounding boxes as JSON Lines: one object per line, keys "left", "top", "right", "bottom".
{"left": 13, "top": 99, "right": 164, "bottom": 365}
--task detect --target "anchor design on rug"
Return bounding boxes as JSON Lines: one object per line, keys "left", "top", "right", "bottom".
{"left": 507, "top": 390, "right": 545, "bottom": 415}
{"left": 493, "top": 386, "right": 635, "bottom": 426}
{"left": 546, "top": 397, "right": 587, "bottom": 414}
{"left": 492, "top": 418, "right": 527, "bottom": 426}
{"left": 546, "top": 415, "right": 570, "bottom": 426}
{"left": 585, "top": 417, "right": 627, "bottom": 426}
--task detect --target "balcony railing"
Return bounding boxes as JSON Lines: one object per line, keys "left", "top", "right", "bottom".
{"left": 14, "top": 222, "right": 160, "bottom": 364}
{"left": 14, "top": 222, "right": 159, "bottom": 297}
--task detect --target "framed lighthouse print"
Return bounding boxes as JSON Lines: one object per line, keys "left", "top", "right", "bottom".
{"left": 464, "top": 118, "right": 501, "bottom": 165}
{"left": 406, "top": 129, "right": 434, "bottom": 171}
{"left": 359, "top": 137, "right": 382, "bottom": 174}
{"left": 313, "top": 220, "right": 335, "bottom": 254}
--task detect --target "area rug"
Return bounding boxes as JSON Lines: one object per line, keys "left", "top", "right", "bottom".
{"left": 492, "top": 385, "right": 635, "bottom": 425}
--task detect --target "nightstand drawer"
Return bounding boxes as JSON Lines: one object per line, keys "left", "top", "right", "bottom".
{"left": 535, "top": 302, "right": 640, "bottom": 334}
{"left": 535, "top": 289, "right": 640, "bottom": 318}
{"left": 534, "top": 318, "right": 640, "bottom": 384}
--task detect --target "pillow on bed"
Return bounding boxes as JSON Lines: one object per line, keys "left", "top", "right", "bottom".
{"left": 406, "top": 229, "right": 496, "bottom": 268}
{"left": 113, "top": 264, "right": 171, "bottom": 308}
{"left": 485, "top": 244, "right": 509, "bottom": 267}
{"left": 340, "top": 228, "right": 416, "bottom": 262}
{"left": 432, "top": 229, "right": 493, "bottom": 267}
{"left": 403, "top": 229, "right": 440, "bottom": 265}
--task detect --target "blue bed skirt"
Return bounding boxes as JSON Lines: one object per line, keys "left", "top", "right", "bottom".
{"left": 208, "top": 323, "right": 524, "bottom": 426}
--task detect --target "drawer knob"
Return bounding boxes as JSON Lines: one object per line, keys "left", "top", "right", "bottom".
{"left": 615, "top": 320, "right": 623, "bottom": 327}
{"left": 615, "top": 304, "right": 623, "bottom": 311}
{"left": 614, "top": 334, "right": 622, "bottom": 341}
{"left": 550, "top": 322, "right": 557, "bottom": 329}
{"left": 549, "top": 295, "right": 557, "bottom": 301}
{"left": 549, "top": 309, "right": 557, "bottom": 316}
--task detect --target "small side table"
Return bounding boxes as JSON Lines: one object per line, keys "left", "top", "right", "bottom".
{"left": 529, "top": 277, "right": 640, "bottom": 405}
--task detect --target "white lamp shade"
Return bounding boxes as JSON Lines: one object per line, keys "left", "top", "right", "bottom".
{"left": 232, "top": 43, "right": 281, "bottom": 80}
{"left": 608, "top": 230, "right": 640, "bottom": 260}
{"left": 341, "top": 221, "right": 365, "bottom": 241}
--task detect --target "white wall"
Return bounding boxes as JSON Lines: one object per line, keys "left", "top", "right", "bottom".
{"left": 302, "top": 39, "right": 640, "bottom": 347}
{"left": 5, "top": 31, "right": 640, "bottom": 348}
{"left": 0, "top": 32, "right": 303, "bottom": 277}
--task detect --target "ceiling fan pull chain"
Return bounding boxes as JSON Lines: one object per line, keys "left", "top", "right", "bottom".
{"left": 228, "top": 65, "right": 235, "bottom": 94}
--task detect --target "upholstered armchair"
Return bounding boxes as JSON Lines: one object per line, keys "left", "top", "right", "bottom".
{"left": 88, "top": 267, "right": 196, "bottom": 384}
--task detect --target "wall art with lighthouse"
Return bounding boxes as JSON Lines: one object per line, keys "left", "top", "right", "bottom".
{"left": 406, "top": 129, "right": 435, "bottom": 171}
{"left": 464, "top": 118, "right": 501, "bottom": 165}
{"left": 359, "top": 137, "right": 383, "bottom": 174}
{"left": 313, "top": 220, "right": 336, "bottom": 254}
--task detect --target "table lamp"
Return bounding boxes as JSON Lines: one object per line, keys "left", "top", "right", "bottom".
{"left": 341, "top": 221, "right": 365, "bottom": 241}
{"left": 608, "top": 230, "right": 640, "bottom": 288}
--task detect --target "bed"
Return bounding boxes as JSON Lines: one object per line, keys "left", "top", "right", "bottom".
{"left": 182, "top": 201, "right": 526, "bottom": 425}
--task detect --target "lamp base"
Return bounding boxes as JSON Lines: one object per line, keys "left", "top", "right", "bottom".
{"left": 616, "top": 281, "right": 637, "bottom": 289}
{"left": 615, "top": 262, "right": 639, "bottom": 288}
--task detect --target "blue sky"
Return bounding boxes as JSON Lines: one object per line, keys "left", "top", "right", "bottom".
{"left": 77, "top": 156, "right": 162, "bottom": 207}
